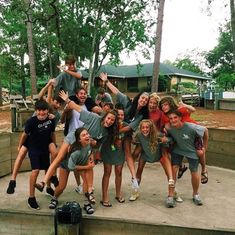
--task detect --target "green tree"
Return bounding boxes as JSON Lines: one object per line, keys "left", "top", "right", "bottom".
{"left": 173, "top": 57, "right": 204, "bottom": 74}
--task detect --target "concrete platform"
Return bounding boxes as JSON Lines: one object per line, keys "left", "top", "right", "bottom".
{"left": 0, "top": 163, "right": 235, "bottom": 235}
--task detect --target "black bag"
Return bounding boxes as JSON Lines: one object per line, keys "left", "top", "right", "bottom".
{"left": 54, "top": 201, "right": 82, "bottom": 235}
{"left": 55, "top": 201, "right": 82, "bottom": 224}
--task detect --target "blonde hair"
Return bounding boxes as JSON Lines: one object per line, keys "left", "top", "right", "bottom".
{"left": 136, "top": 119, "right": 158, "bottom": 153}
{"left": 149, "top": 92, "right": 161, "bottom": 104}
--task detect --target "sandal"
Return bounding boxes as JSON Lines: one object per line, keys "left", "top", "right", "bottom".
{"left": 85, "top": 192, "right": 96, "bottom": 204}
{"left": 115, "top": 196, "right": 125, "bottom": 203}
{"left": 177, "top": 165, "right": 188, "bottom": 179}
{"left": 100, "top": 201, "right": 112, "bottom": 207}
{"left": 34, "top": 182, "right": 45, "bottom": 192}
{"left": 168, "top": 179, "right": 175, "bottom": 188}
{"left": 83, "top": 203, "right": 94, "bottom": 214}
{"left": 201, "top": 170, "right": 208, "bottom": 184}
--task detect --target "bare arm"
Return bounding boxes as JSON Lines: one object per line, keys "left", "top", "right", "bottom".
{"left": 38, "top": 79, "right": 54, "bottom": 101}
{"left": 91, "top": 105, "right": 103, "bottom": 114}
{"left": 57, "top": 65, "right": 82, "bottom": 80}
{"left": 119, "top": 125, "right": 132, "bottom": 133}
{"left": 59, "top": 90, "right": 82, "bottom": 113}
{"left": 178, "top": 101, "right": 196, "bottom": 113}
{"left": 99, "top": 72, "right": 119, "bottom": 95}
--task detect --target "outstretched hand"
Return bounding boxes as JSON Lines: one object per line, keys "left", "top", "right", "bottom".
{"left": 99, "top": 72, "right": 108, "bottom": 81}
{"left": 57, "top": 65, "right": 66, "bottom": 71}
{"left": 59, "top": 90, "right": 69, "bottom": 102}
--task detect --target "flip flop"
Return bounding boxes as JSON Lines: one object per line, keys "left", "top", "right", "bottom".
{"left": 100, "top": 201, "right": 112, "bottom": 207}
{"left": 115, "top": 197, "right": 125, "bottom": 203}
{"left": 201, "top": 170, "right": 208, "bottom": 184}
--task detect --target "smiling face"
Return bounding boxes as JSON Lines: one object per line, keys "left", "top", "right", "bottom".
{"left": 79, "top": 129, "right": 91, "bottom": 146}
{"left": 117, "top": 109, "right": 125, "bottom": 123}
{"left": 148, "top": 97, "right": 158, "bottom": 112}
{"left": 66, "top": 62, "right": 76, "bottom": 72}
{"left": 103, "top": 113, "right": 116, "bottom": 127}
{"left": 138, "top": 93, "right": 149, "bottom": 108}
{"left": 140, "top": 121, "right": 151, "bottom": 137}
{"left": 168, "top": 113, "right": 182, "bottom": 128}
{"left": 76, "top": 89, "right": 87, "bottom": 105}
{"left": 161, "top": 101, "right": 170, "bottom": 114}
{"left": 36, "top": 109, "right": 49, "bottom": 121}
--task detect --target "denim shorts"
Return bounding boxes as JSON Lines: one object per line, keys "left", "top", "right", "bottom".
{"left": 171, "top": 152, "right": 199, "bottom": 172}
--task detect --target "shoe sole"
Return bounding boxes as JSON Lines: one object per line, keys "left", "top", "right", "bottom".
{"left": 27, "top": 203, "right": 40, "bottom": 210}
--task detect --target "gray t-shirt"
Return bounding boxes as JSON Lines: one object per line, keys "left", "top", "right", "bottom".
{"left": 95, "top": 92, "right": 113, "bottom": 104}
{"left": 67, "top": 146, "right": 92, "bottom": 170}
{"left": 167, "top": 122, "right": 206, "bottom": 159}
{"left": 116, "top": 91, "right": 143, "bottom": 131}
{"left": 135, "top": 132, "right": 165, "bottom": 163}
{"left": 66, "top": 110, "right": 108, "bottom": 143}
{"left": 54, "top": 69, "right": 82, "bottom": 97}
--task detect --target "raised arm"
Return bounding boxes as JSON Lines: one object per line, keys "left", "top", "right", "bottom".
{"left": 57, "top": 65, "right": 82, "bottom": 80}
{"left": 59, "top": 90, "right": 82, "bottom": 113}
{"left": 38, "top": 79, "right": 54, "bottom": 101}
{"left": 99, "top": 72, "right": 119, "bottom": 95}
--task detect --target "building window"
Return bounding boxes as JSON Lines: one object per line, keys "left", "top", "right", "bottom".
{"left": 127, "top": 77, "right": 138, "bottom": 92}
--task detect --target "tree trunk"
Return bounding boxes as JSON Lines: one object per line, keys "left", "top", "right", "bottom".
{"left": 230, "top": 0, "right": 235, "bottom": 72}
{"left": 151, "top": 0, "right": 165, "bottom": 92}
{"left": 24, "top": 0, "right": 37, "bottom": 96}
{"left": 0, "top": 77, "right": 2, "bottom": 106}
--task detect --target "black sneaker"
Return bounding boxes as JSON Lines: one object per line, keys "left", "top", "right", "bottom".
{"left": 28, "top": 197, "right": 40, "bottom": 210}
{"left": 49, "top": 198, "right": 58, "bottom": 209}
{"left": 46, "top": 187, "right": 54, "bottom": 197}
{"left": 6, "top": 180, "right": 16, "bottom": 194}
{"left": 50, "top": 175, "right": 59, "bottom": 187}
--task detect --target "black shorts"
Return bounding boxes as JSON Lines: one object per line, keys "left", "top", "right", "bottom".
{"left": 28, "top": 152, "right": 50, "bottom": 170}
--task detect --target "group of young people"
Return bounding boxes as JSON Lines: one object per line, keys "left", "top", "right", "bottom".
{"left": 6, "top": 55, "right": 209, "bottom": 214}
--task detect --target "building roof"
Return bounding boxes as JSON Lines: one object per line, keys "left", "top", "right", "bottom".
{"left": 81, "top": 63, "right": 211, "bottom": 80}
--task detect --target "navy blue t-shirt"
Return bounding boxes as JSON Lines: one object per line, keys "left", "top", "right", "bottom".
{"left": 25, "top": 116, "right": 55, "bottom": 156}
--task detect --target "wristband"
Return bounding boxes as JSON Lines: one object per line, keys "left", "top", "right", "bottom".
{"left": 66, "top": 99, "right": 72, "bottom": 104}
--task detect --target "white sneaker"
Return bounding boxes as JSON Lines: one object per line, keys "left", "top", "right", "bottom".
{"left": 129, "top": 190, "right": 139, "bottom": 201}
{"left": 193, "top": 194, "right": 203, "bottom": 206}
{"left": 131, "top": 178, "right": 139, "bottom": 190}
{"left": 174, "top": 191, "right": 183, "bottom": 203}
{"left": 75, "top": 184, "right": 83, "bottom": 194}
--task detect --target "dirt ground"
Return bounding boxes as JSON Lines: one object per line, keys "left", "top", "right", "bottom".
{"left": 0, "top": 106, "right": 234, "bottom": 132}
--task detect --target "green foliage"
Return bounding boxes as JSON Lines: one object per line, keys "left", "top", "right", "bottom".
{"left": 173, "top": 57, "right": 203, "bottom": 74}
{"left": 1, "top": 0, "right": 156, "bottom": 95}
{"left": 205, "top": 24, "right": 233, "bottom": 76}
{"left": 216, "top": 73, "right": 235, "bottom": 90}
{"left": 172, "top": 82, "right": 197, "bottom": 94}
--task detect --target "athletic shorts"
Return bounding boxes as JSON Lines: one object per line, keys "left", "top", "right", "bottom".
{"left": 171, "top": 153, "right": 199, "bottom": 172}
{"left": 28, "top": 152, "right": 50, "bottom": 170}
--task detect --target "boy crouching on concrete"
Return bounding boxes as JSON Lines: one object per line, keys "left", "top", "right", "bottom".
{"left": 18, "top": 100, "right": 56, "bottom": 209}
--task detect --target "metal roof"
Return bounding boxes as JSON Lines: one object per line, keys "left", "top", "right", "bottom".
{"left": 81, "top": 62, "right": 211, "bottom": 80}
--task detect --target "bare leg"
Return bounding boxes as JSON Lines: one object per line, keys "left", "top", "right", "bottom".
{"left": 191, "top": 171, "right": 200, "bottom": 196}
{"left": 54, "top": 167, "right": 70, "bottom": 199}
{"left": 29, "top": 169, "right": 40, "bottom": 197}
{"left": 136, "top": 158, "right": 146, "bottom": 185}
{"left": 12, "top": 146, "right": 28, "bottom": 180}
{"left": 124, "top": 137, "right": 136, "bottom": 179}
{"left": 101, "top": 163, "right": 112, "bottom": 203}
{"left": 115, "top": 164, "right": 124, "bottom": 199}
